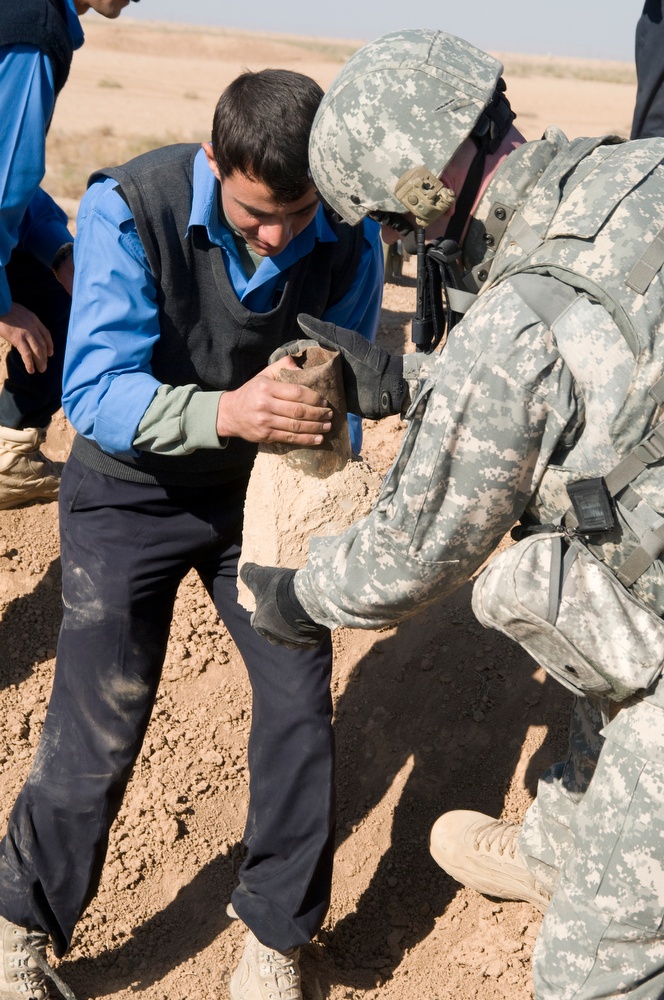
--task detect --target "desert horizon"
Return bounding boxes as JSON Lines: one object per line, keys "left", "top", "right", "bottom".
{"left": 46, "top": 19, "right": 639, "bottom": 221}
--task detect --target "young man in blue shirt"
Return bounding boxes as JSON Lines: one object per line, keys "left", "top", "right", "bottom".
{"left": 0, "top": 0, "right": 137, "bottom": 510}
{"left": 0, "top": 69, "right": 382, "bottom": 999}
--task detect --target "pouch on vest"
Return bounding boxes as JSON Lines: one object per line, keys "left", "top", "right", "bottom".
{"left": 472, "top": 532, "right": 664, "bottom": 701}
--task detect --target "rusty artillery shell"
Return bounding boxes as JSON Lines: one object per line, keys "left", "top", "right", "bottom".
{"left": 266, "top": 345, "right": 351, "bottom": 478}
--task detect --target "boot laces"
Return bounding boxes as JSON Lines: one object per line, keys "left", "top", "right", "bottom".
{"left": 257, "top": 944, "right": 301, "bottom": 1000}
{"left": 9, "top": 927, "right": 49, "bottom": 997}
{"left": 10, "top": 928, "right": 77, "bottom": 1000}
{"left": 473, "top": 818, "right": 521, "bottom": 859}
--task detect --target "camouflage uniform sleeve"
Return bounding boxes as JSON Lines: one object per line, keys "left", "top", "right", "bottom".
{"left": 294, "top": 278, "right": 582, "bottom": 629}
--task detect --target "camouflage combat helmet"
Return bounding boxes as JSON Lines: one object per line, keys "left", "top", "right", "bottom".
{"left": 309, "top": 29, "right": 510, "bottom": 227}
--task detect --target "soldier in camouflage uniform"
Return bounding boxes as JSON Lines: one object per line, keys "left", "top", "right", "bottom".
{"left": 242, "top": 29, "right": 664, "bottom": 1000}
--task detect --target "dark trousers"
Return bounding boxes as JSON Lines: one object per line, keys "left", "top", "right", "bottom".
{"left": 0, "top": 456, "right": 335, "bottom": 957}
{"left": 631, "top": 0, "right": 664, "bottom": 139}
{"left": 0, "top": 249, "right": 71, "bottom": 429}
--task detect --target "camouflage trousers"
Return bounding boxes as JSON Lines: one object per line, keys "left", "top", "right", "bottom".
{"left": 519, "top": 685, "right": 664, "bottom": 999}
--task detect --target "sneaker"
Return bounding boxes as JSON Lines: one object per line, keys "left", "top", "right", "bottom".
{"left": 0, "top": 426, "right": 62, "bottom": 510}
{"left": 0, "top": 914, "right": 50, "bottom": 999}
{"left": 430, "top": 810, "right": 551, "bottom": 914}
{"left": 230, "top": 930, "right": 301, "bottom": 1000}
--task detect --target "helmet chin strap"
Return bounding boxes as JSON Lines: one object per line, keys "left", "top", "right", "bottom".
{"left": 445, "top": 78, "right": 515, "bottom": 243}
{"left": 442, "top": 141, "right": 487, "bottom": 244}
{"left": 408, "top": 81, "right": 515, "bottom": 353}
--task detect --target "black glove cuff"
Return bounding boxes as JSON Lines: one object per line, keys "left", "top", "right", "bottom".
{"left": 380, "top": 355, "right": 408, "bottom": 416}
{"left": 274, "top": 574, "right": 329, "bottom": 643}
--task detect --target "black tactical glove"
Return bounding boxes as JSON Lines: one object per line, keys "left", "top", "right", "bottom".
{"left": 296, "top": 314, "right": 407, "bottom": 419}
{"left": 240, "top": 563, "right": 330, "bottom": 648}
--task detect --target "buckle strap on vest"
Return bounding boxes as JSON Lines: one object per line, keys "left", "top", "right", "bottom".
{"left": 627, "top": 224, "right": 664, "bottom": 294}
{"left": 604, "top": 419, "right": 664, "bottom": 496}
{"left": 511, "top": 268, "right": 664, "bottom": 588}
{"left": 600, "top": 418, "right": 664, "bottom": 587}
{"left": 446, "top": 287, "right": 478, "bottom": 314}
{"left": 616, "top": 523, "right": 664, "bottom": 588}
{"left": 506, "top": 212, "right": 543, "bottom": 255}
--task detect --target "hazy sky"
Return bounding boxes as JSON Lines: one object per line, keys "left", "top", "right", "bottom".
{"left": 118, "top": 1, "right": 643, "bottom": 62}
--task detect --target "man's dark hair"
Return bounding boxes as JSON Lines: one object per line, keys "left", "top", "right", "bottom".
{"left": 211, "top": 69, "right": 323, "bottom": 203}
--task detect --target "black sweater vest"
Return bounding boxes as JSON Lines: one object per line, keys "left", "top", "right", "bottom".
{"left": 75, "top": 144, "right": 364, "bottom": 485}
{"left": 0, "top": 0, "right": 73, "bottom": 97}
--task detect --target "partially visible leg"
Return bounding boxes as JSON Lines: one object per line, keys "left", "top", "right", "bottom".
{"left": 0, "top": 250, "right": 70, "bottom": 429}
{"left": 430, "top": 696, "right": 606, "bottom": 910}
{"left": 519, "top": 695, "right": 607, "bottom": 895}
{"left": 0, "top": 250, "right": 70, "bottom": 508}
{"left": 0, "top": 461, "right": 191, "bottom": 957}
{"left": 631, "top": 0, "right": 664, "bottom": 140}
{"left": 532, "top": 687, "right": 664, "bottom": 998}
{"left": 193, "top": 483, "right": 335, "bottom": 954}
{"left": 226, "top": 614, "right": 334, "bottom": 952}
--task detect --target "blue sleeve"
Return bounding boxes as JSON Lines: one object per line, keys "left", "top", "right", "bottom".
{"left": 18, "top": 188, "right": 73, "bottom": 269}
{"left": 321, "top": 217, "right": 384, "bottom": 454}
{"left": 0, "top": 45, "right": 61, "bottom": 313}
{"left": 62, "top": 179, "right": 162, "bottom": 456}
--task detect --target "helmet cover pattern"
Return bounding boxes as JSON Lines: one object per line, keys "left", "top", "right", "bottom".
{"left": 309, "top": 29, "right": 504, "bottom": 224}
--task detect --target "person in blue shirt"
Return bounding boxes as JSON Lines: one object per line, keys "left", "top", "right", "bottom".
{"left": 0, "top": 69, "right": 383, "bottom": 1000}
{"left": 0, "top": 0, "right": 137, "bottom": 510}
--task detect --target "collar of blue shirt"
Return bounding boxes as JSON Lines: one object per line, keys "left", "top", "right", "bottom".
{"left": 63, "top": 0, "right": 86, "bottom": 49}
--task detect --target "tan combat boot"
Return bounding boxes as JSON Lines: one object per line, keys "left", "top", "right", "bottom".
{"left": 0, "top": 426, "right": 63, "bottom": 510}
{"left": 430, "top": 810, "right": 551, "bottom": 913}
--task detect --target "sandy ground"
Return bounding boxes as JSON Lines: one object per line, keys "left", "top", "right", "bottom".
{"left": 0, "top": 18, "right": 640, "bottom": 1000}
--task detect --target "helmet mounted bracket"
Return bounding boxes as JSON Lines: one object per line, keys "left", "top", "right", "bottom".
{"left": 394, "top": 166, "right": 455, "bottom": 227}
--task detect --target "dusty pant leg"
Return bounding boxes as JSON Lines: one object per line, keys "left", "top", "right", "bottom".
{"left": 0, "top": 250, "right": 70, "bottom": 429}
{"left": 197, "top": 541, "right": 335, "bottom": 954}
{"left": 0, "top": 460, "right": 187, "bottom": 956}
{"left": 533, "top": 687, "right": 664, "bottom": 999}
{"left": 519, "top": 696, "right": 607, "bottom": 895}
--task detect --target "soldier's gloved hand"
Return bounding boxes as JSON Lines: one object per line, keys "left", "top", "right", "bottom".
{"left": 240, "top": 563, "right": 330, "bottom": 648}
{"left": 268, "top": 339, "right": 319, "bottom": 365}
{"left": 296, "top": 314, "right": 407, "bottom": 419}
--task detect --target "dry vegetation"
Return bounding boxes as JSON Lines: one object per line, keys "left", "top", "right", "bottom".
{"left": 499, "top": 51, "right": 636, "bottom": 85}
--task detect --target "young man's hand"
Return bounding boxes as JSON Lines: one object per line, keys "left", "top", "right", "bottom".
{"left": 0, "top": 303, "right": 54, "bottom": 374}
{"left": 216, "top": 355, "right": 333, "bottom": 444}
